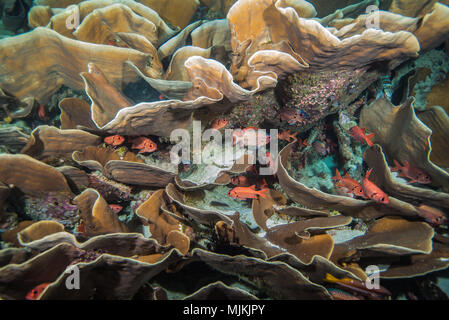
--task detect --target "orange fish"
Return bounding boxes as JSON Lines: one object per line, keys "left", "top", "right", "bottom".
{"left": 278, "top": 130, "right": 298, "bottom": 143}
{"left": 211, "top": 118, "right": 229, "bottom": 130}
{"left": 76, "top": 219, "right": 87, "bottom": 236}
{"left": 415, "top": 204, "right": 447, "bottom": 226}
{"left": 26, "top": 283, "right": 51, "bottom": 300}
{"left": 159, "top": 94, "right": 165, "bottom": 100}
{"left": 104, "top": 135, "right": 125, "bottom": 146}
{"left": 390, "top": 160, "right": 431, "bottom": 184}
{"left": 231, "top": 175, "right": 252, "bottom": 187}
{"left": 131, "top": 137, "right": 158, "bottom": 153}
{"left": 325, "top": 273, "right": 391, "bottom": 298}
{"left": 109, "top": 204, "right": 123, "bottom": 214}
{"left": 349, "top": 126, "right": 375, "bottom": 147}
{"left": 362, "top": 169, "right": 389, "bottom": 204}
{"left": 332, "top": 170, "right": 367, "bottom": 199}
{"left": 38, "top": 104, "right": 47, "bottom": 121}
{"left": 227, "top": 185, "right": 269, "bottom": 200}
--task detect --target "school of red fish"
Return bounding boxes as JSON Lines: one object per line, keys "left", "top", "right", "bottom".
{"left": 102, "top": 117, "right": 442, "bottom": 226}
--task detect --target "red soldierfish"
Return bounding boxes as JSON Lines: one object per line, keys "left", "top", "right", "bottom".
{"left": 362, "top": 169, "right": 389, "bottom": 204}
{"left": 131, "top": 137, "right": 158, "bottom": 153}
{"left": 227, "top": 185, "right": 269, "bottom": 200}
{"left": 38, "top": 104, "right": 47, "bottom": 121}
{"left": 108, "top": 204, "right": 123, "bottom": 214}
{"left": 76, "top": 220, "right": 88, "bottom": 236}
{"left": 278, "top": 130, "right": 298, "bottom": 143}
{"left": 332, "top": 170, "right": 368, "bottom": 199}
{"left": 324, "top": 273, "right": 391, "bottom": 299}
{"left": 415, "top": 204, "right": 448, "bottom": 226}
{"left": 349, "top": 126, "right": 375, "bottom": 147}
{"left": 390, "top": 160, "right": 431, "bottom": 184}
{"left": 26, "top": 283, "right": 51, "bottom": 300}
{"left": 211, "top": 118, "right": 229, "bottom": 130}
{"left": 104, "top": 135, "right": 125, "bottom": 146}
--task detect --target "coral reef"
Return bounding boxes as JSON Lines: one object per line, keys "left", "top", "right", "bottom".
{"left": 0, "top": 0, "right": 449, "bottom": 302}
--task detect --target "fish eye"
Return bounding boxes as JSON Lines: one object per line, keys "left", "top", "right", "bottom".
{"left": 381, "top": 197, "right": 385, "bottom": 201}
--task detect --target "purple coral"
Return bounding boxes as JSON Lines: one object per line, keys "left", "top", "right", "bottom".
{"left": 70, "top": 248, "right": 104, "bottom": 266}
{"left": 24, "top": 192, "right": 79, "bottom": 229}
{"left": 87, "top": 172, "right": 132, "bottom": 202}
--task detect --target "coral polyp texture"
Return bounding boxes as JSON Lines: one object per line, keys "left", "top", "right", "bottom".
{"left": 1, "top": 0, "right": 449, "bottom": 301}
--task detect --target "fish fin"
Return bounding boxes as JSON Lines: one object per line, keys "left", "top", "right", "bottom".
{"left": 324, "top": 273, "right": 339, "bottom": 284}
{"left": 344, "top": 172, "right": 351, "bottom": 179}
{"left": 391, "top": 160, "right": 401, "bottom": 171}
{"left": 258, "top": 189, "right": 269, "bottom": 199}
{"left": 332, "top": 169, "right": 342, "bottom": 180}
{"left": 249, "top": 185, "right": 256, "bottom": 190}
{"left": 403, "top": 160, "right": 410, "bottom": 168}
{"left": 366, "top": 169, "right": 373, "bottom": 179}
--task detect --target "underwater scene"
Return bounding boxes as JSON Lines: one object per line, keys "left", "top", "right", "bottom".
{"left": 1, "top": 0, "right": 449, "bottom": 302}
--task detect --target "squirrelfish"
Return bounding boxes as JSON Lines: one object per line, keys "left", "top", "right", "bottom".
{"left": 211, "top": 118, "right": 229, "bottom": 130}
{"left": 324, "top": 273, "right": 391, "bottom": 299}
{"left": 131, "top": 137, "right": 158, "bottom": 153}
{"left": 108, "top": 204, "right": 123, "bottom": 214}
{"left": 227, "top": 185, "right": 269, "bottom": 200}
{"left": 416, "top": 204, "right": 448, "bottom": 226}
{"left": 349, "top": 126, "right": 375, "bottom": 147}
{"left": 278, "top": 130, "right": 298, "bottom": 143}
{"left": 390, "top": 160, "right": 431, "bottom": 184}
{"left": 362, "top": 169, "right": 389, "bottom": 204}
{"left": 38, "top": 104, "right": 47, "bottom": 121}
{"left": 26, "top": 283, "right": 51, "bottom": 300}
{"left": 332, "top": 170, "right": 367, "bottom": 199}
{"left": 104, "top": 135, "right": 125, "bottom": 146}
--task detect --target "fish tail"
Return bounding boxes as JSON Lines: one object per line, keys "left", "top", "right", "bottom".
{"left": 365, "top": 168, "right": 373, "bottom": 179}
{"left": 365, "top": 134, "right": 375, "bottom": 147}
{"left": 403, "top": 160, "right": 410, "bottom": 168}
{"left": 324, "top": 273, "right": 340, "bottom": 284}
{"left": 258, "top": 189, "right": 269, "bottom": 199}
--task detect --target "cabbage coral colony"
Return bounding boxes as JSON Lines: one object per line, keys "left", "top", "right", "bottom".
{"left": 0, "top": 0, "right": 449, "bottom": 300}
